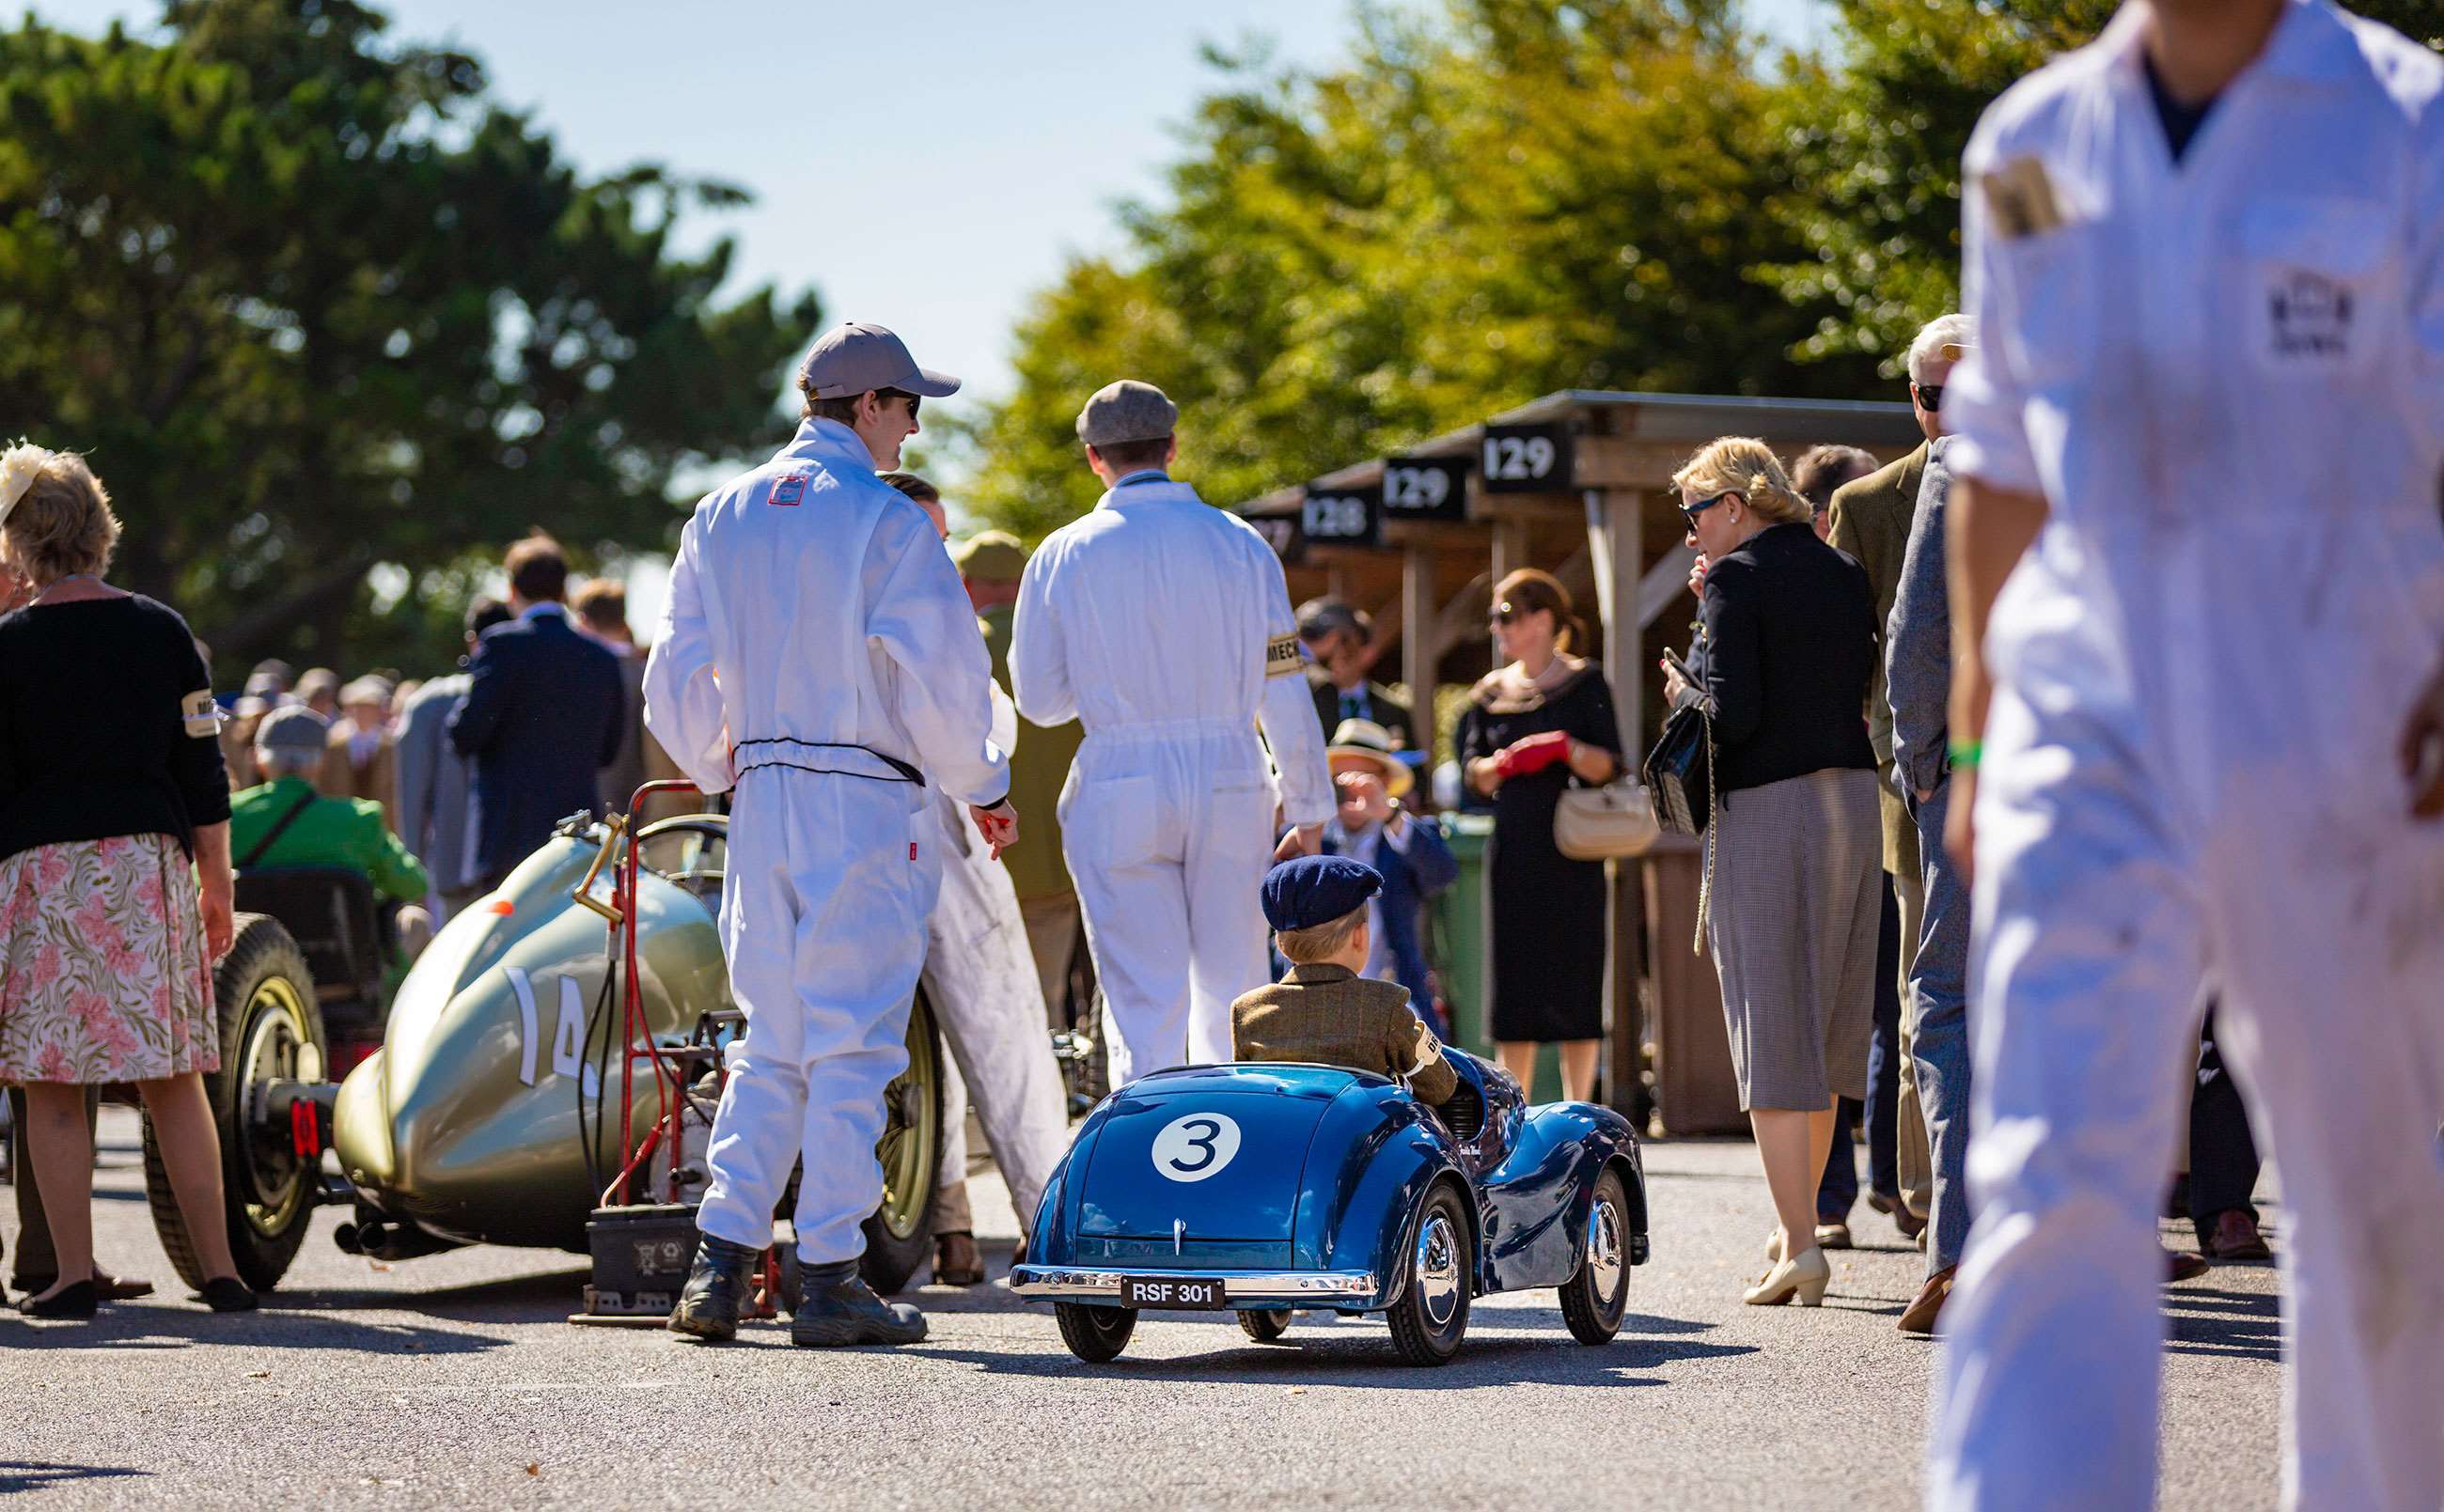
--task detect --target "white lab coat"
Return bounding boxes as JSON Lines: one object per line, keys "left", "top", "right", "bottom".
{"left": 1011, "top": 474, "right": 1333, "bottom": 1084}
{"left": 1927, "top": 6, "right": 2444, "bottom": 1509}
{"left": 643, "top": 416, "right": 1008, "bottom": 1266}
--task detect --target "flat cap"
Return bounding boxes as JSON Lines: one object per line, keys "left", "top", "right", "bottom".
{"left": 339, "top": 676, "right": 393, "bottom": 708}
{"left": 799, "top": 322, "right": 961, "bottom": 401}
{"left": 950, "top": 530, "right": 1028, "bottom": 582}
{"left": 1075, "top": 380, "right": 1179, "bottom": 447}
{"left": 255, "top": 704, "right": 331, "bottom": 756}
{"left": 1296, "top": 596, "right": 1365, "bottom": 643}
{"left": 1261, "top": 854, "right": 1383, "bottom": 934}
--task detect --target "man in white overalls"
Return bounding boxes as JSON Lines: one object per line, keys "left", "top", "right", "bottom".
{"left": 1929, "top": 3, "right": 2444, "bottom": 1505}
{"left": 644, "top": 323, "right": 1014, "bottom": 1348}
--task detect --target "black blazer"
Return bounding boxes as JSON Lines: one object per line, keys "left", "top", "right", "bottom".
{"left": 1308, "top": 674, "right": 1414, "bottom": 747}
{"left": 448, "top": 606, "right": 626, "bottom": 877}
{"left": 1690, "top": 522, "right": 1876, "bottom": 794}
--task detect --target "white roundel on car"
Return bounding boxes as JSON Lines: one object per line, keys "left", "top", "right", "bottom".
{"left": 1149, "top": 1112, "right": 1243, "bottom": 1183}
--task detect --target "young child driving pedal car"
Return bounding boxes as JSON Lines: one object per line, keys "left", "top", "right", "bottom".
{"left": 1231, "top": 855, "right": 1458, "bottom": 1107}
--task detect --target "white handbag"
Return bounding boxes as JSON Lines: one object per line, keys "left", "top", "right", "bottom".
{"left": 1553, "top": 781, "right": 1662, "bottom": 862}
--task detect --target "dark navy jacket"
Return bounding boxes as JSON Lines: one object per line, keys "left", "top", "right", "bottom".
{"left": 1323, "top": 817, "right": 1458, "bottom": 1035}
{"left": 447, "top": 604, "right": 625, "bottom": 879}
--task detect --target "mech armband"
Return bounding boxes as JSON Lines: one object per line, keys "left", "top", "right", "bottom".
{"left": 1265, "top": 633, "right": 1303, "bottom": 678}
{"left": 181, "top": 690, "right": 223, "bottom": 738}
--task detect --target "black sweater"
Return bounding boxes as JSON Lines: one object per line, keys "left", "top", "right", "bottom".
{"left": 1690, "top": 522, "right": 1877, "bottom": 794}
{"left": 0, "top": 594, "right": 231, "bottom": 863}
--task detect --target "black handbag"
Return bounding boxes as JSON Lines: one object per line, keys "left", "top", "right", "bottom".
{"left": 1641, "top": 695, "right": 1720, "bottom": 954}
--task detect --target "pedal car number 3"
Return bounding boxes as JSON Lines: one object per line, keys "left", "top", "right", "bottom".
{"left": 1150, "top": 1113, "right": 1242, "bottom": 1182}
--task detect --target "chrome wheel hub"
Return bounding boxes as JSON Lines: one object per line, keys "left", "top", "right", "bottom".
{"left": 1414, "top": 1212, "right": 1461, "bottom": 1330}
{"left": 1586, "top": 1197, "right": 1624, "bottom": 1303}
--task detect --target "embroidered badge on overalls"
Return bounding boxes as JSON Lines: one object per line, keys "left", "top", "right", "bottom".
{"left": 771, "top": 471, "right": 809, "bottom": 507}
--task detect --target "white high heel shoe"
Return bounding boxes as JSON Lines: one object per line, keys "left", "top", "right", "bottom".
{"left": 1745, "top": 1244, "right": 1831, "bottom": 1306}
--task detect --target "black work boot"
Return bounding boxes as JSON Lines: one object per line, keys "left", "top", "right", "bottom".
{"left": 667, "top": 1234, "right": 761, "bottom": 1343}
{"left": 790, "top": 1259, "right": 928, "bottom": 1348}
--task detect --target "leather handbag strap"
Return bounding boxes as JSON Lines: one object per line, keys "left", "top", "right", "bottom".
{"left": 240, "top": 788, "right": 321, "bottom": 870}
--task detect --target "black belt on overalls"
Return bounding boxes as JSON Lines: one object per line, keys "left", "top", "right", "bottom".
{"left": 733, "top": 738, "right": 924, "bottom": 786}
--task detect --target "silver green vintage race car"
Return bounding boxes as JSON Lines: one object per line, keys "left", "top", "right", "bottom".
{"left": 149, "top": 810, "right": 950, "bottom": 1298}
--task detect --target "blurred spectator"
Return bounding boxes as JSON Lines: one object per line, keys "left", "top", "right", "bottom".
{"left": 235, "top": 707, "right": 432, "bottom": 965}
{"left": 397, "top": 598, "right": 513, "bottom": 919}
{"left": 244, "top": 659, "right": 293, "bottom": 705}
{"left": 448, "top": 533, "right": 625, "bottom": 890}
{"left": 317, "top": 675, "right": 399, "bottom": 832}
{"left": 1320, "top": 718, "right": 1456, "bottom": 1040}
{"left": 1297, "top": 596, "right": 1412, "bottom": 749}
{"left": 0, "top": 443, "right": 257, "bottom": 1316}
{"left": 2181, "top": 1006, "right": 2269, "bottom": 1261}
{"left": 1457, "top": 569, "right": 1622, "bottom": 1101}
{"left": 951, "top": 529, "right": 1085, "bottom": 1027}
{"left": 294, "top": 666, "right": 340, "bottom": 719}
{"left": 221, "top": 694, "right": 270, "bottom": 792}
{"left": 572, "top": 577, "right": 650, "bottom": 816}
{"left": 1792, "top": 445, "right": 1879, "bottom": 540}
{"left": 1662, "top": 437, "right": 1878, "bottom": 1308}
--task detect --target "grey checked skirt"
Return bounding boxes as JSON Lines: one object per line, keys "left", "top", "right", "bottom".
{"left": 1703, "top": 768, "right": 1882, "bottom": 1112}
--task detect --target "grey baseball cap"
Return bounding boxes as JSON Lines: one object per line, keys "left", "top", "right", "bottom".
{"left": 255, "top": 704, "right": 330, "bottom": 756}
{"left": 798, "top": 322, "right": 961, "bottom": 400}
{"left": 1075, "top": 380, "right": 1179, "bottom": 447}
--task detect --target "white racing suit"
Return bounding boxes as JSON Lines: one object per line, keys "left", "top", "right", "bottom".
{"left": 643, "top": 416, "right": 1008, "bottom": 1267}
{"left": 1929, "top": 7, "right": 2444, "bottom": 1507}
{"left": 1011, "top": 473, "right": 1334, "bottom": 1085}
{"left": 923, "top": 686, "right": 1069, "bottom": 1238}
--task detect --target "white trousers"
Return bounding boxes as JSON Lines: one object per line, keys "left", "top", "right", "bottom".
{"left": 1927, "top": 612, "right": 2444, "bottom": 1509}
{"left": 921, "top": 804, "right": 1071, "bottom": 1236}
{"left": 1060, "top": 723, "right": 1279, "bottom": 1086}
{"left": 695, "top": 772, "right": 939, "bottom": 1266}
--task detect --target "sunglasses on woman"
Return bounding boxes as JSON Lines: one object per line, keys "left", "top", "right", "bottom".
{"left": 1490, "top": 600, "right": 1519, "bottom": 626}
{"left": 1679, "top": 490, "right": 1737, "bottom": 528}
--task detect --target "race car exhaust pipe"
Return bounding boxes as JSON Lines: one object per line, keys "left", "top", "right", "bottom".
{"left": 334, "top": 1212, "right": 462, "bottom": 1262}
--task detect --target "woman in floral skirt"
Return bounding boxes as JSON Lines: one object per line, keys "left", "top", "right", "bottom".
{"left": 0, "top": 443, "right": 254, "bottom": 1317}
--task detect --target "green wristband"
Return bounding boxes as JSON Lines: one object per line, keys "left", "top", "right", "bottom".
{"left": 1948, "top": 739, "right": 1982, "bottom": 771}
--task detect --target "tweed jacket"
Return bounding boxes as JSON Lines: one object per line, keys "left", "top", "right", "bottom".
{"left": 1825, "top": 440, "right": 1928, "bottom": 877}
{"left": 1888, "top": 439, "right": 1957, "bottom": 801}
{"left": 318, "top": 725, "right": 398, "bottom": 835}
{"left": 1230, "top": 962, "right": 1457, "bottom": 1105}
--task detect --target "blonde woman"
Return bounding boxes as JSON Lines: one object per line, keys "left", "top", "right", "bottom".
{"left": 1660, "top": 438, "right": 1880, "bottom": 1306}
{"left": 0, "top": 444, "right": 256, "bottom": 1317}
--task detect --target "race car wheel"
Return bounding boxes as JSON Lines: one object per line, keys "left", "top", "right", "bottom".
{"left": 1559, "top": 1167, "right": 1633, "bottom": 1345}
{"left": 1236, "top": 1309, "right": 1292, "bottom": 1344}
{"left": 858, "top": 988, "right": 944, "bottom": 1296}
{"left": 1055, "top": 1302, "right": 1136, "bottom": 1363}
{"left": 144, "top": 914, "right": 325, "bottom": 1294}
{"left": 1386, "top": 1183, "right": 1471, "bottom": 1366}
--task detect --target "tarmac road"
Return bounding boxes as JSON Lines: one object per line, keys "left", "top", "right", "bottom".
{"left": 5, "top": 1108, "right": 2284, "bottom": 1509}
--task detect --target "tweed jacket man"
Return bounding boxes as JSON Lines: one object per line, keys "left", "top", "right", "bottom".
{"left": 1825, "top": 441, "right": 1928, "bottom": 878}
{"left": 1230, "top": 962, "right": 1457, "bottom": 1105}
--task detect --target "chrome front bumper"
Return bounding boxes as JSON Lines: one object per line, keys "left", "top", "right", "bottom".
{"left": 1009, "top": 1266, "right": 1378, "bottom": 1304}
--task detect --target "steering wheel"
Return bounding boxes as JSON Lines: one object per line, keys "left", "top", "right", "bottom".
{"left": 634, "top": 815, "right": 728, "bottom": 899}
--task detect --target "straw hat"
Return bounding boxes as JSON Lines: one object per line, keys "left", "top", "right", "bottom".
{"left": 1325, "top": 718, "right": 1413, "bottom": 800}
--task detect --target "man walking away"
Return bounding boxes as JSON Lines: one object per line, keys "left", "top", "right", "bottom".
{"left": 1011, "top": 380, "right": 1335, "bottom": 1084}
{"left": 396, "top": 599, "right": 511, "bottom": 921}
{"left": 572, "top": 578, "right": 652, "bottom": 816}
{"left": 448, "top": 534, "right": 625, "bottom": 891}
{"left": 646, "top": 322, "right": 1010, "bottom": 1348}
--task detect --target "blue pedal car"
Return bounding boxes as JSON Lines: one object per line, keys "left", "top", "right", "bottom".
{"left": 1010, "top": 1050, "right": 1650, "bottom": 1365}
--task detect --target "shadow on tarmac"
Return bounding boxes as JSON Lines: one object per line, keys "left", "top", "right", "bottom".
{"left": 2165, "top": 1286, "right": 2280, "bottom": 1364}
{"left": 0, "top": 1271, "right": 551, "bottom": 1353}
{"left": 0, "top": 1462, "right": 149, "bottom": 1494}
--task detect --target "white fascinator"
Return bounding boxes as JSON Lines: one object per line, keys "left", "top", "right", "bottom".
{"left": 0, "top": 441, "right": 52, "bottom": 524}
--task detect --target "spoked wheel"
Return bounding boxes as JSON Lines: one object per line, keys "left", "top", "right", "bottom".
{"left": 858, "top": 989, "right": 942, "bottom": 1296}
{"left": 144, "top": 914, "right": 325, "bottom": 1293}
{"left": 1055, "top": 1302, "right": 1137, "bottom": 1363}
{"left": 1237, "top": 1308, "right": 1292, "bottom": 1344}
{"left": 1386, "top": 1184, "right": 1472, "bottom": 1366}
{"left": 1559, "top": 1168, "right": 1633, "bottom": 1345}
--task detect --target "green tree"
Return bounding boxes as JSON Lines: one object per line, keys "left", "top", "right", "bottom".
{"left": 962, "top": 0, "right": 1877, "bottom": 541}
{"left": 0, "top": 0, "right": 819, "bottom": 677}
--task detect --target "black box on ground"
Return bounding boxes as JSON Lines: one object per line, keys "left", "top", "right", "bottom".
{"left": 583, "top": 1202, "right": 698, "bottom": 1317}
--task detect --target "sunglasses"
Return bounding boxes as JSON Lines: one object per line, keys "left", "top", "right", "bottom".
{"left": 1913, "top": 382, "right": 1943, "bottom": 413}
{"left": 1490, "top": 600, "right": 1520, "bottom": 626}
{"left": 1679, "top": 490, "right": 1737, "bottom": 527}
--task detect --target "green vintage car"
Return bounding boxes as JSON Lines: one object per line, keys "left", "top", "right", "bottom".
{"left": 146, "top": 810, "right": 948, "bottom": 1298}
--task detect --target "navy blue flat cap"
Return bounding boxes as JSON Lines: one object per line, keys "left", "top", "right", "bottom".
{"left": 1261, "top": 855, "right": 1383, "bottom": 933}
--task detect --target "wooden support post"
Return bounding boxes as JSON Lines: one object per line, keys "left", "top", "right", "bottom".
{"left": 1586, "top": 487, "right": 1647, "bottom": 1119}
{"left": 1402, "top": 545, "right": 1434, "bottom": 757}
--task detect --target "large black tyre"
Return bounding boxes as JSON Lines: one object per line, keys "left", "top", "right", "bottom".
{"left": 1055, "top": 1302, "right": 1136, "bottom": 1363}
{"left": 1236, "top": 1308, "right": 1292, "bottom": 1344}
{"left": 1559, "top": 1168, "right": 1633, "bottom": 1346}
{"left": 1386, "top": 1183, "right": 1472, "bottom": 1367}
{"left": 857, "top": 989, "right": 944, "bottom": 1296}
{"left": 143, "top": 913, "right": 325, "bottom": 1294}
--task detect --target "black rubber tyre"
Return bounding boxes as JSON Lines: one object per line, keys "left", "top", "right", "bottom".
{"left": 143, "top": 914, "right": 325, "bottom": 1294}
{"left": 1559, "top": 1168, "right": 1633, "bottom": 1346}
{"left": 857, "top": 989, "right": 943, "bottom": 1296}
{"left": 1236, "top": 1308, "right": 1292, "bottom": 1344}
{"left": 1386, "top": 1183, "right": 1472, "bottom": 1366}
{"left": 1055, "top": 1302, "right": 1136, "bottom": 1363}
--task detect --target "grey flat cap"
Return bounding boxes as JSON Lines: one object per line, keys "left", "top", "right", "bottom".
{"left": 1075, "top": 380, "right": 1179, "bottom": 447}
{"left": 799, "top": 322, "right": 961, "bottom": 400}
{"left": 255, "top": 704, "right": 331, "bottom": 756}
